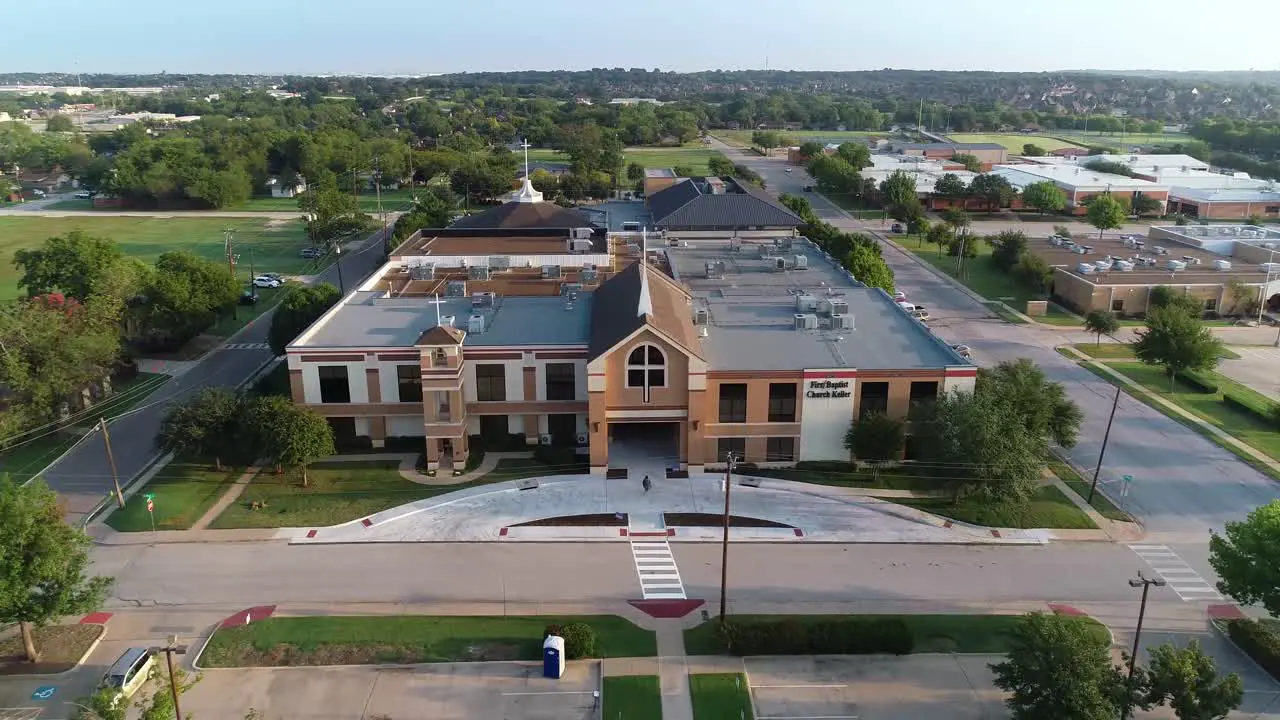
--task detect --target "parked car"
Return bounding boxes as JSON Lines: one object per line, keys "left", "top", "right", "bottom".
{"left": 911, "top": 309, "right": 930, "bottom": 321}
{"left": 260, "top": 272, "right": 283, "bottom": 281}
{"left": 239, "top": 291, "right": 258, "bottom": 306}
{"left": 951, "top": 344, "right": 973, "bottom": 358}
{"left": 892, "top": 291, "right": 907, "bottom": 301}
{"left": 252, "top": 275, "right": 282, "bottom": 288}
{"left": 890, "top": 222, "right": 904, "bottom": 233}
{"left": 74, "top": 190, "right": 93, "bottom": 199}
{"left": 784, "top": 167, "right": 793, "bottom": 173}
{"left": 299, "top": 246, "right": 324, "bottom": 259}
{"left": 802, "top": 185, "right": 814, "bottom": 192}
{"left": 30, "top": 189, "right": 45, "bottom": 197}
{"left": 100, "top": 648, "right": 156, "bottom": 704}
{"left": 896, "top": 301, "right": 916, "bottom": 312}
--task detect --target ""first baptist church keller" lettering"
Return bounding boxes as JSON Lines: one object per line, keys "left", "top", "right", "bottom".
{"left": 806, "top": 379, "right": 851, "bottom": 399}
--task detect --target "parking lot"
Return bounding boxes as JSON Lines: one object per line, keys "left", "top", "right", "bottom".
{"left": 744, "top": 655, "right": 1005, "bottom": 720}
{"left": 179, "top": 660, "right": 601, "bottom": 720}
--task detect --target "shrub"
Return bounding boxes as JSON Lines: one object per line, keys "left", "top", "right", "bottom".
{"left": 732, "top": 462, "right": 759, "bottom": 473}
{"left": 714, "top": 617, "right": 913, "bottom": 656}
{"left": 384, "top": 435, "right": 423, "bottom": 451}
{"left": 794, "top": 460, "right": 857, "bottom": 473}
{"left": 334, "top": 434, "right": 373, "bottom": 452}
{"left": 560, "top": 623, "right": 597, "bottom": 659}
{"left": 534, "top": 444, "right": 579, "bottom": 469}
{"left": 1226, "top": 619, "right": 1280, "bottom": 681}
{"left": 1176, "top": 369, "right": 1219, "bottom": 394}
{"left": 1223, "top": 393, "right": 1280, "bottom": 428}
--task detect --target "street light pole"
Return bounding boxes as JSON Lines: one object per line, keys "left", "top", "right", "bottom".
{"left": 1088, "top": 386, "right": 1121, "bottom": 504}
{"left": 718, "top": 453, "right": 736, "bottom": 621}
{"left": 1123, "top": 572, "right": 1167, "bottom": 719}
{"left": 149, "top": 636, "right": 189, "bottom": 720}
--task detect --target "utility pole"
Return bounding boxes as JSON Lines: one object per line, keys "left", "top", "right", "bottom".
{"left": 1123, "top": 573, "right": 1166, "bottom": 719}
{"left": 718, "top": 453, "right": 736, "bottom": 620}
{"left": 373, "top": 155, "right": 383, "bottom": 223}
{"left": 223, "top": 228, "right": 238, "bottom": 320}
{"left": 408, "top": 144, "right": 417, "bottom": 203}
{"left": 149, "top": 636, "right": 188, "bottom": 720}
{"left": 1088, "top": 387, "right": 1121, "bottom": 504}
{"left": 100, "top": 418, "right": 123, "bottom": 508}
{"left": 335, "top": 245, "right": 346, "bottom": 295}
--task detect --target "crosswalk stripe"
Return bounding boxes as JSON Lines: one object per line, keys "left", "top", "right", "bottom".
{"left": 629, "top": 534, "right": 686, "bottom": 600}
{"left": 1128, "top": 544, "right": 1222, "bottom": 602}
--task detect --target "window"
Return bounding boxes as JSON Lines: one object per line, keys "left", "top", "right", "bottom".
{"left": 1204, "top": 298, "right": 1217, "bottom": 311}
{"left": 475, "top": 364, "right": 506, "bottom": 402}
{"left": 625, "top": 344, "right": 666, "bottom": 403}
{"left": 545, "top": 363, "right": 576, "bottom": 401}
{"left": 908, "top": 381, "right": 939, "bottom": 419}
{"left": 548, "top": 413, "right": 578, "bottom": 445}
{"left": 716, "top": 437, "right": 746, "bottom": 463}
{"left": 718, "top": 383, "right": 748, "bottom": 423}
{"left": 765, "top": 437, "right": 796, "bottom": 462}
{"left": 479, "top": 415, "right": 508, "bottom": 441}
{"left": 858, "top": 381, "right": 889, "bottom": 419}
{"left": 1111, "top": 299, "right": 1124, "bottom": 312}
{"left": 396, "top": 365, "right": 422, "bottom": 403}
{"left": 317, "top": 365, "right": 350, "bottom": 404}
{"left": 768, "top": 383, "right": 797, "bottom": 422}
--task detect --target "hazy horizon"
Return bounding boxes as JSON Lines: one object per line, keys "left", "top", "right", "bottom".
{"left": 1, "top": 0, "right": 1276, "bottom": 77}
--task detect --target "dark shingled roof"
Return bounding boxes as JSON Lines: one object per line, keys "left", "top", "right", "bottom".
{"left": 451, "top": 201, "right": 592, "bottom": 230}
{"left": 648, "top": 177, "right": 802, "bottom": 230}
{"left": 588, "top": 262, "right": 645, "bottom": 360}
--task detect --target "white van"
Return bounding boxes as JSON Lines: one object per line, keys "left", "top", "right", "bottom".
{"left": 100, "top": 647, "right": 156, "bottom": 703}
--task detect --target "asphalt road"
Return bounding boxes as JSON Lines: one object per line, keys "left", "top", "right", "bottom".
{"left": 39, "top": 226, "right": 392, "bottom": 524}
{"left": 710, "top": 138, "right": 1280, "bottom": 572}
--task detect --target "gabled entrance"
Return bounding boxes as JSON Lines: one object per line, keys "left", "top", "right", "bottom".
{"left": 608, "top": 421, "right": 680, "bottom": 474}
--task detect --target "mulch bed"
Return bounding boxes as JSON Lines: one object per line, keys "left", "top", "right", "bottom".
{"left": 0, "top": 624, "right": 104, "bottom": 675}
{"left": 513, "top": 513, "right": 628, "bottom": 527}
{"left": 663, "top": 513, "right": 793, "bottom": 528}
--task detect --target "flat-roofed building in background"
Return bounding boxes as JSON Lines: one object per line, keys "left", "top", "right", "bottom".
{"left": 286, "top": 176, "right": 971, "bottom": 471}
{"left": 886, "top": 141, "right": 1008, "bottom": 169}
{"left": 990, "top": 163, "right": 1169, "bottom": 216}
{"left": 643, "top": 168, "right": 680, "bottom": 198}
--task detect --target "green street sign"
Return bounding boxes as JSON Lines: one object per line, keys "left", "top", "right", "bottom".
{"left": 1123, "top": 475, "right": 1133, "bottom": 484}
{"left": 144, "top": 493, "right": 155, "bottom": 500}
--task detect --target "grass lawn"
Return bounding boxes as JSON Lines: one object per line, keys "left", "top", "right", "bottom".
{"left": 200, "top": 615, "right": 656, "bottom": 667}
{"left": 0, "top": 216, "right": 314, "bottom": 301}
{"left": 0, "top": 372, "right": 170, "bottom": 484}
{"left": 947, "top": 133, "right": 1085, "bottom": 152}
{"left": 488, "top": 456, "right": 589, "bottom": 480}
{"left": 1070, "top": 342, "right": 1240, "bottom": 361}
{"left": 746, "top": 463, "right": 945, "bottom": 492}
{"left": 0, "top": 624, "right": 105, "bottom": 676}
{"left": 984, "top": 301, "right": 1030, "bottom": 324}
{"left": 1053, "top": 130, "right": 1191, "bottom": 148}
{"left": 716, "top": 129, "right": 883, "bottom": 147}
{"left": 689, "top": 673, "right": 755, "bottom": 720}
{"left": 684, "top": 614, "right": 1108, "bottom": 656}
{"left": 238, "top": 188, "right": 418, "bottom": 214}
{"left": 898, "top": 484, "right": 1097, "bottom": 529}
{"left": 910, "top": 239, "right": 1042, "bottom": 306}
{"left": 105, "top": 459, "right": 244, "bottom": 532}
{"left": 604, "top": 676, "right": 662, "bottom": 720}
{"left": 1046, "top": 456, "right": 1131, "bottom": 522}
{"left": 1103, "top": 362, "right": 1280, "bottom": 464}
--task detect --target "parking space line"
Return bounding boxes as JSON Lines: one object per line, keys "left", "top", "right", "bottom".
{"left": 1129, "top": 544, "right": 1223, "bottom": 601}
{"left": 752, "top": 684, "right": 849, "bottom": 689}
{"left": 501, "top": 691, "right": 596, "bottom": 696}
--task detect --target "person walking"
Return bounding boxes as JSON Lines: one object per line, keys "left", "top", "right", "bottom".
{"left": 642, "top": 475, "right": 652, "bottom": 493}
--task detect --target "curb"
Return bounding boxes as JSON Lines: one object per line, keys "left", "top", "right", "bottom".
{"left": 2, "top": 624, "right": 108, "bottom": 678}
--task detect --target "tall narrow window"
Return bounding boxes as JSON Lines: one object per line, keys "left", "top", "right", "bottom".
{"left": 767, "top": 383, "right": 797, "bottom": 422}
{"left": 396, "top": 365, "right": 422, "bottom": 403}
{"left": 317, "top": 366, "right": 350, "bottom": 404}
{"left": 858, "top": 381, "right": 889, "bottom": 419}
{"left": 718, "top": 383, "right": 748, "bottom": 423}
{"left": 625, "top": 344, "right": 666, "bottom": 403}
{"left": 545, "top": 363, "right": 576, "bottom": 401}
{"left": 475, "top": 364, "right": 506, "bottom": 402}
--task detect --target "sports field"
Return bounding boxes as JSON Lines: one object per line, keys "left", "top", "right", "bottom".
{"left": 527, "top": 145, "right": 717, "bottom": 175}
{"left": 716, "top": 129, "right": 883, "bottom": 147}
{"left": 946, "top": 133, "right": 1086, "bottom": 152}
{"left": 1054, "top": 130, "right": 1192, "bottom": 148}
{"left": 0, "top": 216, "right": 316, "bottom": 301}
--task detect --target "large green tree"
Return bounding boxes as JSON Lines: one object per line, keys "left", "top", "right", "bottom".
{"left": 140, "top": 250, "right": 241, "bottom": 344}
{"left": 1021, "top": 180, "right": 1068, "bottom": 214}
{"left": 13, "top": 231, "right": 124, "bottom": 301}
{"left": 0, "top": 478, "right": 114, "bottom": 662}
{"left": 391, "top": 192, "right": 456, "bottom": 242}
{"left": 1132, "top": 305, "right": 1224, "bottom": 391}
{"left": 932, "top": 173, "right": 968, "bottom": 200}
{"left": 1086, "top": 194, "right": 1127, "bottom": 239}
{"left": 988, "top": 230, "right": 1028, "bottom": 272}
{"left": 844, "top": 244, "right": 895, "bottom": 293}
{"left": 967, "top": 173, "right": 1017, "bottom": 212}
{"left": 843, "top": 412, "right": 904, "bottom": 462}
{"left": 156, "top": 387, "right": 248, "bottom": 470}
{"left": 977, "top": 358, "right": 1084, "bottom": 449}
{"left": 1209, "top": 500, "right": 1280, "bottom": 615}
{"left": 834, "top": 142, "right": 871, "bottom": 169}
{"left": 989, "top": 612, "right": 1129, "bottom": 720}
{"left": 245, "top": 396, "right": 336, "bottom": 486}
{"left": 878, "top": 170, "right": 918, "bottom": 213}
{"left": 918, "top": 388, "right": 1043, "bottom": 503}
{"left": 1142, "top": 640, "right": 1243, "bottom": 720}
{"left": 298, "top": 180, "right": 367, "bottom": 242}
{"left": 267, "top": 283, "right": 342, "bottom": 355}
{"left": 1083, "top": 309, "right": 1120, "bottom": 345}
{"left": 1128, "top": 192, "right": 1164, "bottom": 217}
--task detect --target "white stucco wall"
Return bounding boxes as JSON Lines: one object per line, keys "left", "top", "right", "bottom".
{"left": 463, "top": 358, "right": 524, "bottom": 402}
{"left": 301, "top": 361, "right": 369, "bottom": 404}
{"left": 797, "top": 370, "right": 857, "bottom": 462}
{"left": 387, "top": 416, "right": 425, "bottom": 437}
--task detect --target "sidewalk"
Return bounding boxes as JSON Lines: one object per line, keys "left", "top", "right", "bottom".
{"left": 319, "top": 450, "right": 535, "bottom": 486}
{"left": 1062, "top": 345, "right": 1280, "bottom": 478}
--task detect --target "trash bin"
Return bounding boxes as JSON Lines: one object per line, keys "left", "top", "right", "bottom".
{"left": 542, "top": 635, "right": 565, "bottom": 679}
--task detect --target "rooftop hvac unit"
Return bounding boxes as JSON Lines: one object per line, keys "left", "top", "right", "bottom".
{"left": 705, "top": 261, "right": 725, "bottom": 279}
{"left": 777, "top": 237, "right": 793, "bottom": 251}
{"left": 572, "top": 227, "right": 593, "bottom": 240}
{"left": 560, "top": 282, "right": 583, "bottom": 295}
{"left": 1214, "top": 260, "right": 1233, "bottom": 271}
{"left": 1076, "top": 263, "right": 1095, "bottom": 274}
{"left": 568, "top": 238, "right": 594, "bottom": 253}
{"left": 694, "top": 307, "right": 709, "bottom": 325}
{"left": 795, "top": 294, "right": 818, "bottom": 311}
{"left": 831, "top": 313, "right": 854, "bottom": 330}
{"left": 468, "top": 265, "right": 490, "bottom": 280}
{"left": 1265, "top": 243, "right": 1277, "bottom": 250}
{"left": 1114, "top": 261, "right": 1135, "bottom": 272}
{"left": 698, "top": 326, "right": 709, "bottom": 337}
{"left": 489, "top": 255, "right": 511, "bottom": 270}
{"left": 542, "top": 265, "right": 563, "bottom": 279}
{"left": 793, "top": 313, "right": 818, "bottom": 330}
{"left": 1123, "top": 237, "right": 1138, "bottom": 248}
{"left": 580, "top": 267, "right": 599, "bottom": 283}
{"left": 439, "top": 314, "right": 456, "bottom": 328}
{"left": 467, "top": 313, "right": 485, "bottom": 333}
{"left": 793, "top": 254, "right": 809, "bottom": 270}
{"left": 830, "top": 299, "right": 849, "bottom": 316}
{"left": 445, "top": 280, "right": 467, "bottom": 297}
{"left": 409, "top": 264, "right": 435, "bottom": 280}
{"left": 758, "top": 244, "right": 772, "bottom": 258}
{"left": 774, "top": 256, "right": 787, "bottom": 272}
{"left": 1167, "top": 260, "right": 1187, "bottom": 271}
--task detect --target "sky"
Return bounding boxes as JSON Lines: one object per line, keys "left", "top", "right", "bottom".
{"left": 1, "top": 0, "right": 1277, "bottom": 76}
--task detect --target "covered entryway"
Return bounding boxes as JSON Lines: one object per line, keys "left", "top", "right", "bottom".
{"left": 608, "top": 421, "right": 680, "bottom": 473}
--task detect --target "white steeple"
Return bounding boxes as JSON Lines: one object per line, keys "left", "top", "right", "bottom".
{"left": 510, "top": 138, "right": 544, "bottom": 204}
{"left": 637, "top": 227, "right": 652, "bottom": 317}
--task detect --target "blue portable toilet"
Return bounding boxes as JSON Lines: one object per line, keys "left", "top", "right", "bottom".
{"left": 543, "top": 634, "right": 565, "bottom": 679}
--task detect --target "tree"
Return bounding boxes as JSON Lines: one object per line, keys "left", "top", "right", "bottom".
{"left": 391, "top": 192, "right": 455, "bottom": 242}
{"left": 267, "top": 283, "right": 342, "bottom": 355}
{"left": 1129, "top": 192, "right": 1164, "bottom": 217}
{"left": 13, "top": 231, "right": 124, "bottom": 301}
{"left": 1021, "top": 143, "right": 1047, "bottom": 157}
{"left": 1142, "top": 640, "right": 1243, "bottom": 720}
{"left": 797, "top": 141, "right": 824, "bottom": 160}
{"left": 1021, "top": 180, "right": 1067, "bottom": 214}
{"left": 1014, "top": 254, "right": 1054, "bottom": 295}
{"left": 706, "top": 154, "right": 734, "bottom": 177}
{"left": 245, "top": 396, "right": 336, "bottom": 485}
{"left": 978, "top": 358, "right": 1084, "bottom": 449}
{"left": 140, "top": 250, "right": 241, "bottom": 344}
{"left": 1083, "top": 309, "right": 1120, "bottom": 345}
{"left": 989, "top": 612, "right": 1129, "bottom": 720}
{"left": 918, "top": 389, "right": 1043, "bottom": 503}
{"left": 0, "top": 478, "right": 113, "bottom": 661}
{"left": 968, "top": 173, "right": 1017, "bottom": 213}
{"left": 672, "top": 164, "right": 696, "bottom": 178}
{"left": 135, "top": 665, "right": 200, "bottom": 720}
{"left": 778, "top": 193, "right": 817, "bottom": 225}
{"left": 45, "top": 114, "right": 74, "bottom": 132}
{"left": 1133, "top": 305, "right": 1225, "bottom": 391}
{"left": 156, "top": 387, "right": 248, "bottom": 470}
{"left": 926, "top": 223, "right": 954, "bottom": 255}
{"left": 844, "top": 412, "right": 905, "bottom": 464}
{"left": 1053, "top": 225, "right": 1074, "bottom": 240}
{"left": 1224, "top": 278, "right": 1257, "bottom": 316}
{"left": 834, "top": 142, "right": 870, "bottom": 169}
{"left": 298, "top": 180, "right": 366, "bottom": 242}
{"left": 1085, "top": 194, "right": 1127, "bottom": 239}
{"left": 188, "top": 167, "right": 253, "bottom": 209}
{"left": 844, "top": 244, "right": 895, "bottom": 293}
{"left": 751, "top": 130, "right": 783, "bottom": 151}
{"left": 1209, "top": 500, "right": 1280, "bottom": 616}
{"left": 952, "top": 153, "right": 983, "bottom": 173}
{"left": 879, "top": 170, "right": 918, "bottom": 216}
{"left": 988, "top": 230, "right": 1028, "bottom": 272}
{"left": 808, "top": 155, "right": 861, "bottom": 195}
{"left": 1149, "top": 285, "right": 1205, "bottom": 317}
{"left": 933, "top": 173, "right": 968, "bottom": 200}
